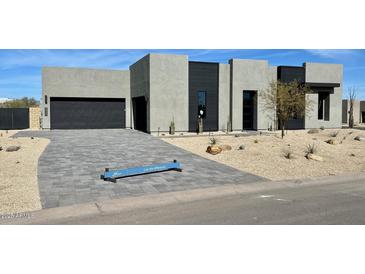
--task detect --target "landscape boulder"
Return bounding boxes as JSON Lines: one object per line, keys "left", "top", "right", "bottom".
{"left": 307, "top": 129, "right": 319, "bottom": 134}
{"left": 238, "top": 145, "right": 245, "bottom": 150}
{"left": 354, "top": 136, "right": 365, "bottom": 141}
{"left": 206, "top": 145, "right": 222, "bottom": 155}
{"left": 220, "top": 144, "right": 232, "bottom": 151}
{"left": 325, "top": 139, "right": 337, "bottom": 145}
{"left": 6, "top": 146, "right": 20, "bottom": 152}
{"left": 306, "top": 153, "right": 323, "bottom": 161}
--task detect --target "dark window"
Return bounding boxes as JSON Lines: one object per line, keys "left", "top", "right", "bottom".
{"left": 318, "top": 92, "right": 330, "bottom": 121}
{"left": 44, "top": 107, "right": 48, "bottom": 117}
{"left": 45, "top": 95, "right": 48, "bottom": 104}
{"left": 197, "top": 91, "right": 207, "bottom": 119}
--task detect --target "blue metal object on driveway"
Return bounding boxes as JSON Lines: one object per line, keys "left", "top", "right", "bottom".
{"left": 101, "top": 160, "right": 182, "bottom": 183}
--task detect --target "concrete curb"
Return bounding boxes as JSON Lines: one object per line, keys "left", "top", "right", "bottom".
{"left": 2, "top": 172, "right": 365, "bottom": 225}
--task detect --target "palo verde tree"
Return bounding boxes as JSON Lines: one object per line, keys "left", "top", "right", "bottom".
{"left": 260, "top": 80, "right": 313, "bottom": 138}
{"left": 348, "top": 86, "right": 358, "bottom": 128}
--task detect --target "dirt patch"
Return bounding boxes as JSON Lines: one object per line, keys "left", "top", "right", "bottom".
{"left": 0, "top": 130, "right": 49, "bottom": 214}
{"left": 163, "top": 129, "right": 365, "bottom": 180}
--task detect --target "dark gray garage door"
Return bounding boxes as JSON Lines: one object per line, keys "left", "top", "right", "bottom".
{"left": 50, "top": 97, "right": 126, "bottom": 129}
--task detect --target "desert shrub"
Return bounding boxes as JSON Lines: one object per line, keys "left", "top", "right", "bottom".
{"left": 350, "top": 153, "right": 356, "bottom": 157}
{"left": 254, "top": 139, "right": 258, "bottom": 143}
{"left": 329, "top": 131, "right": 339, "bottom": 137}
{"left": 305, "top": 143, "right": 318, "bottom": 156}
{"left": 307, "top": 129, "right": 319, "bottom": 134}
{"left": 283, "top": 148, "right": 294, "bottom": 159}
{"left": 209, "top": 137, "right": 218, "bottom": 145}
{"left": 238, "top": 145, "right": 245, "bottom": 150}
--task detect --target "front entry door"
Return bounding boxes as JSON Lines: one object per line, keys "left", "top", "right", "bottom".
{"left": 242, "top": 91, "right": 255, "bottom": 130}
{"left": 132, "top": 96, "right": 147, "bottom": 133}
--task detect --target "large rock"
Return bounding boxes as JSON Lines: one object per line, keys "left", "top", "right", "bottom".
{"left": 6, "top": 145, "right": 20, "bottom": 152}
{"left": 306, "top": 153, "right": 323, "bottom": 161}
{"left": 307, "top": 129, "right": 319, "bottom": 134}
{"left": 354, "top": 136, "right": 365, "bottom": 141}
{"left": 220, "top": 144, "right": 232, "bottom": 151}
{"left": 325, "top": 139, "right": 337, "bottom": 145}
{"left": 206, "top": 145, "right": 222, "bottom": 155}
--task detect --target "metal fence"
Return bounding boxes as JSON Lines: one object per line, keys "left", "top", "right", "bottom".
{"left": 0, "top": 108, "right": 30, "bottom": 130}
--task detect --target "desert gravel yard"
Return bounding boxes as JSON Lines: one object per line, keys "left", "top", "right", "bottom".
{"left": 0, "top": 130, "right": 49, "bottom": 214}
{"left": 163, "top": 129, "right": 365, "bottom": 180}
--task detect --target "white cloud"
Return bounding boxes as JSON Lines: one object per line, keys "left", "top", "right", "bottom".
{"left": 0, "top": 49, "right": 145, "bottom": 70}
{"left": 305, "top": 49, "right": 358, "bottom": 59}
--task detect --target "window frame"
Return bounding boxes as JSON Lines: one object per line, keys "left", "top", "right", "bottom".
{"left": 318, "top": 92, "right": 330, "bottom": 121}
{"left": 197, "top": 90, "right": 207, "bottom": 119}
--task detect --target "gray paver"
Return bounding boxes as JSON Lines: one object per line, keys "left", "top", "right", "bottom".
{"left": 15, "top": 129, "right": 267, "bottom": 208}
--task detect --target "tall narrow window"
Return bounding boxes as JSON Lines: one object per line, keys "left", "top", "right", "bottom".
{"left": 197, "top": 91, "right": 207, "bottom": 119}
{"left": 44, "top": 95, "right": 48, "bottom": 104}
{"left": 318, "top": 92, "right": 330, "bottom": 121}
{"left": 44, "top": 107, "right": 48, "bottom": 117}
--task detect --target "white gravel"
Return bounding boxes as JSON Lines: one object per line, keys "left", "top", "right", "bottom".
{"left": 163, "top": 129, "right": 365, "bottom": 180}
{"left": 0, "top": 130, "right": 49, "bottom": 214}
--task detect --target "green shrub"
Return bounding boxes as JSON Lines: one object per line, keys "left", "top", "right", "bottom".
{"left": 209, "top": 137, "right": 218, "bottom": 145}
{"left": 305, "top": 143, "right": 318, "bottom": 156}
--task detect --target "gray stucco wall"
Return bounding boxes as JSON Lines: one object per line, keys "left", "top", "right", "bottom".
{"left": 230, "top": 59, "right": 275, "bottom": 131}
{"left": 342, "top": 99, "right": 361, "bottom": 125}
{"left": 304, "top": 63, "right": 343, "bottom": 129}
{"left": 129, "top": 55, "right": 150, "bottom": 131}
{"left": 149, "top": 54, "right": 189, "bottom": 132}
{"left": 218, "top": 63, "right": 230, "bottom": 131}
{"left": 42, "top": 67, "right": 131, "bottom": 129}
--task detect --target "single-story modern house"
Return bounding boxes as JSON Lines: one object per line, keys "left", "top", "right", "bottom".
{"left": 41, "top": 53, "right": 343, "bottom": 132}
{"left": 342, "top": 99, "right": 365, "bottom": 125}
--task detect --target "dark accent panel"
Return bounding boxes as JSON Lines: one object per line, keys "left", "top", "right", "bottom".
{"left": 0, "top": 108, "right": 29, "bottom": 130}
{"left": 132, "top": 96, "right": 147, "bottom": 133}
{"left": 318, "top": 92, "right": 330, "bottom": 121}
{"left": 285, "top": 118, "right": 305, "bottom": 129}
{"left": 324, "top": 93, "right": 330, "bottom": 121}
{"left": 306, "top": 82, "right": 340, "bottom": 88}
{"left": 362, "top": 112, "right": 365, "bottom": 124}
{"left": 342, "top": 100, "right": 348, "bottom": 123}
{"left": 309, "top": 86, "right": 335, "bottom": 93}
{"left": 277, "top": 66, "right": 305, "bottom": 83}
{"left": 242, "top": 90, "right": 256, "bottom": 130}
{"left": 188, "top": 61, "right": 219, "bottom": 132}
{"left": 50, "top": 97, "right": 125, "bottom": 129}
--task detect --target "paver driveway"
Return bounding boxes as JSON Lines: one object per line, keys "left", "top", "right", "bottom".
{"left": 15, "top": 129, "right": 266, "bottom": 208}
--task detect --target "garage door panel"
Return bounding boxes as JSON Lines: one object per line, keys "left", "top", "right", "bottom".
{"left": 50, "top": 98, "right": 126, "bottom": 129}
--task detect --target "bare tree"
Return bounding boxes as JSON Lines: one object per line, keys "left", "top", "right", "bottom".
{"left": 348, "top": 87, "right": 357, "bottom": 128}
{"left": 260, "top": 80, "right": 313, "bottom": 138}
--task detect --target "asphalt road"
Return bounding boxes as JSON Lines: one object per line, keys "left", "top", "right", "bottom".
{"left": 56, "top": 176, "right": 365, "bottom": 225}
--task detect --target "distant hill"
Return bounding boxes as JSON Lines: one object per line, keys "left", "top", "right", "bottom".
{"left": 0, "top": 98, "right": 13, "bottom": 103}
{"left": 0, "top": 97, "right": 39, "bottom": 108}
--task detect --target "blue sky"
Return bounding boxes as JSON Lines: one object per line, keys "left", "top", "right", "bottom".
{"left": 0, "top": 49, "right": 364, "bottom": 100}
